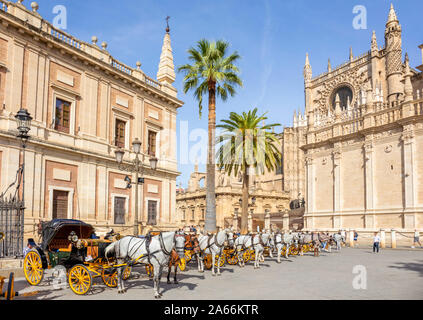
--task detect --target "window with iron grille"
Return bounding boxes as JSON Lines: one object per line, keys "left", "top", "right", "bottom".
{"left": 115, "top": 119, "right": 126, "bottom": 148}
{"left": 147, "top": 200, "right": 157, "bottom": 225}
{"left": 52, "top": 190, "right": 69, "bottom": 219}
{"left": 148, "top": 130, "right": 156, "bottom": 156}
{"left": 55, "top": 98, "right": 71, "bottom": 134}
{"left": 114, "top": 197, "right": 126, "bottom": 225}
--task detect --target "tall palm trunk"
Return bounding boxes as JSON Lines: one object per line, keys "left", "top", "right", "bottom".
{"left": 205, "top": 81, "right": 217, "bottom": 232}
{"left": 241, "top": 167, "right": 249, "bottom": 234}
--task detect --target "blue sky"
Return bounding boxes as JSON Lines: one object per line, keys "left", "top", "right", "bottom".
{"left": 34, "top": 0, "right": 423, "bottom": 187}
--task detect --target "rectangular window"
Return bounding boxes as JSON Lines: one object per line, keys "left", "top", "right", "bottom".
{"left": 52, "top": 190, "right": 68, "bottom": 219}
{"left": 147, "top": 200, "right": 157, "bottom": 225}
{"left": 201, "top": 209, "right": 205, "bottom": 220}
{"left": 276, "top": 157, "right": 283, "bottom": 175}
{"left": 114, "top": 197, "right": 126, "bottom": 225}
{"left": 55, "top": 98, "right": 71, "bottom": 134}
{"left": 191, "top": 209, "right": 195, "bottom": 221}
{"left": 148, "top": 130, "right": 157, "bottom": 156}
{"left": 115, "top": 119, "right": 126, "bottom": 148}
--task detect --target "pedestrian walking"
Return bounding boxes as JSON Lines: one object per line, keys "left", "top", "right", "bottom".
{"left": 373, "top": 232, "right": 380, "bottom": 253}
{"left": 413, "top": 229, "right": 422, "bottom": 248}
{"left": 353, "top": 230, "right": 358, "bottom": 247}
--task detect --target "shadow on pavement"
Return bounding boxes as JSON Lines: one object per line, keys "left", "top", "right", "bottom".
{"left": 388, "top": 260, "right": 423, "bottom": 277}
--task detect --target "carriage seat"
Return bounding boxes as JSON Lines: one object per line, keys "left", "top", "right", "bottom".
{"left": 49, "top": 239, "right": 72, "bottom": 252}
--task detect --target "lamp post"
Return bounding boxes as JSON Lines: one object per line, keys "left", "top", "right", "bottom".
{"left": 114, "top": 138, "right": 158, "bottom": 236}
{"left": 14, "top": 108, "right": 32, "bottom": 204}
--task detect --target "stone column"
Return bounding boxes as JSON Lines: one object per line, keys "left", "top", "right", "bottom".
{"left": 380, "top": 229, "right": 386, "bottom": 249}
{"left": 305, "top": 155, "right": 315, "bottom": 228}
{"left": 332, "top": 147, "right": 341, "bottom": 228}
{"left": 264, "top": 211, "right": 271, "bottom": 232}
{"left": 363, "top": 139, "right": 375, "bottom": 228}
{"left": 232, "top": 210, "right": 239, "bottom": 232}
{"left": 283, "top": 213, "right": 289, "bottom": 230}
{"left": 248, "top": 211, "right": 253, "bottom": 233}
{"left": 401, "top": 125, "right": 417, "bottom": 229}
{"left": 391, "top": 229, "right": 397, "bottom": 249}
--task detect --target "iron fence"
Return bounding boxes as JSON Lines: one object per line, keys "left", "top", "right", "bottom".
{"left": 0, "top": 197, "right": 24, "bottom": 258}
{"left": 0, "top": 166, "right": 25, "bottom": 258}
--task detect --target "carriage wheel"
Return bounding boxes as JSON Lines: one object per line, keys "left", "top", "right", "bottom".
{"left": 101, "top": 268, "right": 118, "bottom": 288}
{"left": 226, "top": 252, "right": 239, "bottom": 265}
{"left": 24, "top": 251, "right": 44, "bottom": 286}
{"left": 69, "top": 264, "right": 92, "bottom": 295}
{"left": 6, "top": 272, "right": 15, "bottom": 300}
{"left": 302, "top": 244, "right": 308, "bottom": 253}
{"left": 184, "top": 250, "right": 192, "bottom": 263}
{"left": 178, "top": 258, "right": 186, "bottom": 271}
{"left": 214, "top": 254, "right": 225, "bottom": 267}
{"left": 122, "top": 266, "right": 132, "bottom": 280}
{"left": 290, "top": 246, "right": 299, "bottom": 256}
{"left": 146, "top": 264, "right": 154, "bottom": 276}
{"left": 243, "top": 250, "right": 251, "bottom": 262}
{"left": 203, "top": 255, "right": 212, "bottom": 270}
{"left": 250, "top": 250, "right": 256, "bottom": 261}
{"left": 281, "top": 247, "right": 287, "bottom": 256}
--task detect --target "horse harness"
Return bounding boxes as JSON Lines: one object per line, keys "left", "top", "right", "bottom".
{"left": 124, "top": 232, "right": 184, "bottom": 266}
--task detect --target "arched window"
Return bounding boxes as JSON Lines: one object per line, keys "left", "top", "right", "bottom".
{"left": 332, "top": 86, "right": 353, "bottom": 110}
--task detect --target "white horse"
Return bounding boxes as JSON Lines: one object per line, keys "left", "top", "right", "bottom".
{"left": 234, "top": 232, "right": 272, "bottom": 269}
{"left": 197, "top": 228, "right": 234, "bottom": 276}
{"left": 274, "top": 231, "right": 294, "bottom": 263}
{"left": 104, "top": 231, "right": 185, "bottom": 298}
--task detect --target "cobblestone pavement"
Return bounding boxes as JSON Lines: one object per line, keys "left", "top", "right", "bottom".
{"left": 10, "top": 247, "right": 423, "bottom": 300}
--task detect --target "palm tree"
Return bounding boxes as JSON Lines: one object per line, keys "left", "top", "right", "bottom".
{"left": 178, "top": 39, "right": 242, "bottom": 232}
{"left": 216, "top": 108, "right": 281, "bottom": 234}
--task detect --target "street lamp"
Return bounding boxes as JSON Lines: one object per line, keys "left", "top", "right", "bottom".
{"left": 114, "top": 138, "right": 159, "bottom": 235}
{"left": 15, "top": 108, "right": 32, "bottom": 148}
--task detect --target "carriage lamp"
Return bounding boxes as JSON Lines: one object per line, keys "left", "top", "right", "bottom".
{"left": 15, "top": 108, "right": 32, "bottom": 147}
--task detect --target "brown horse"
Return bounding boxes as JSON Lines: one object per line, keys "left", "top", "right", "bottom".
{"left": 166, "top": 234, "right": 201, "bottom": 284}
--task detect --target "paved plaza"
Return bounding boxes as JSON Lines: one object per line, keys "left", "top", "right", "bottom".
{"left": 9, "top": 247, "right": 423, "bottom": 300}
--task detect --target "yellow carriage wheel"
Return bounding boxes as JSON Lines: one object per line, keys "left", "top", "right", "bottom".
{"left": 68, "top": 264, "right": 92, "bottom": 295}
{"left": 184, "top": 250, "right": 193, "bottom": 262}
{"left": 226, "top": 252, "right": 239, "bottom": 265}
{"left": 243, "top": 250, "right": 251, "bottom": 262}
{"left": 101, "top": 268, "right": 118, "bottom": 288}
{"left": 290, "top": 245, "right": 299, "bottom": 256}
{"left": 122, "top": 266, "right": 132, "bottom": 280}
{"left": 146, "top": 264, "right": 154, "bottom": 276}
{"left": 250, "top": 250, "right": 256, "bottom": 261}
{"left": 178, "top": 258, "right": 186, "bottom": 271}
{"left": 302, "top": 244, "right": 308, "bottom": 253}
{"left": 24, "top": 251, "right": 44, "bottom": 286}
{"left": 203, "top": 255, "right": 212, "bottom": 270}
{"left": 214, "top": 254, "right": 225, "bottom": 267}
{"left": 281, "top": 247, "right": 287, "bottom": 256}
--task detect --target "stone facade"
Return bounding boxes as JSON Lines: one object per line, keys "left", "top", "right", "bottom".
{"left": 284, "top": 5, "right": 423, "bottom": 234}
{"left": 176, "top": 162, "right": 290, "bottom": 231}
{"left": 0, "top": 1, "right": 183, "bottom": 241}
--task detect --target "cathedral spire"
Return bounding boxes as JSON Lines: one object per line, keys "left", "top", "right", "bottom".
{"left": 371, "top": 30, "right": 378, "bottom": 52}
{"left": 327, "top": 58, "right": 331, "bottom": 72}
{"left": 349, "top": 47, "right": 353, "bottom": 62}
{"left": 157, "top": 17, "right": 176, "bottom": 85}
{"left": 387, "top": 3, "right": 398, "bottom": 24}
{"left": 303, "top": 53, "right": 312, "bottom": 81}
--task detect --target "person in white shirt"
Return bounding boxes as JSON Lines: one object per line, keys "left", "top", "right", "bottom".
{"left": 373, "top": 232, "right": 380, "bottom": 253}
{"left": 413, "top": 230, "right": 421, "bottom": 248}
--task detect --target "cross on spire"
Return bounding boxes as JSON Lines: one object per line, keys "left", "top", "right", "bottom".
{"left": 166, "top": 16, "right": 170, "bottom": 33}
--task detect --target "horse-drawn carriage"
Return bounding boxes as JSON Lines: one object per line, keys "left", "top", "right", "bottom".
{"left": 23, "top": 219, "right": 130, "bottom": 295}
